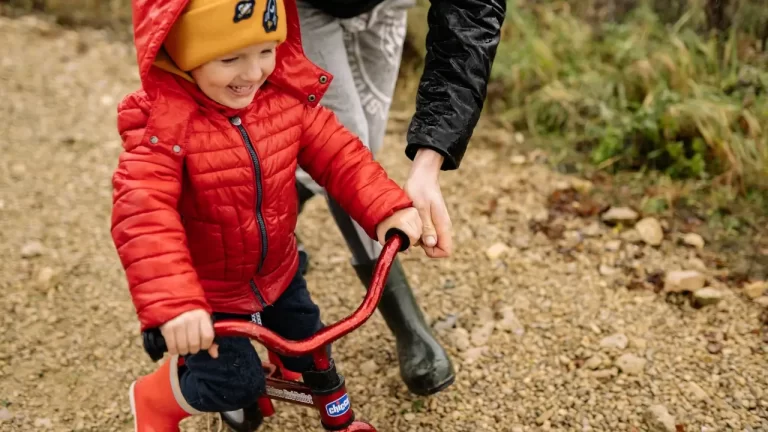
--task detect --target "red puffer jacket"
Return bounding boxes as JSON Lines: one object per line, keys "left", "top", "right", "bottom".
{"left": 111, "top": 0, "right": 412, "bottom": 331}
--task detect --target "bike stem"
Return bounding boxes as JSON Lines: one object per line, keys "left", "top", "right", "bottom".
{"left": 301, "top": 350, "right": 354, "bottom": 430}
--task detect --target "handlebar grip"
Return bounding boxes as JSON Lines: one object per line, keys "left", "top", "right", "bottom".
{"left": 142, "top": 328, "right": 167, "bottom": 362}
{"left": 385, "top": 228, "right": 410, "bottom": 252}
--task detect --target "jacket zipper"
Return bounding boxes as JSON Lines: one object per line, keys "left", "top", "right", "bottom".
{"left": 250, "top": 280, "right": 267, "bottom": 308}
{"left": 230, "top": 115, "right": 268, "bottom": 308}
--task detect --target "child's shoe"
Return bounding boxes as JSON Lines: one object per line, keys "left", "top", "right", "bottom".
{"left": 129, "top": 355, "right": 201, "bottom": 431}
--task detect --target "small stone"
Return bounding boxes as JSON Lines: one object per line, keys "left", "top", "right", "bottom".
{"left": 599, "top": 264, "right": 619, "bottom": 276}
{"left": 38, "top": 267, "right": 56, "bottom": 284}
{"left": 615, "top": 353, "right": 646, "bottom": 374}
{"left": 599, "top": 333, "right": 628, "bottom": 350}
{"left": 497, "top": 307, "right": 525, "bottom": 336}
{"left": 584, "top": 356, "right": 603, "bottom": 370}
{"left": 687, "top": 258, "right": 707, "bottom": 271}
{"left": 635, "top": 217, "right": 664, "bottom": 246}
{"left": 453, "top": 328, "right": 470, "bottom": 351}
{"left": 744, "top": 281, "right": 767, "bottom": 299}
{"left": 664, "top": 270, "right": 706, "bottom": 293}
{"left": 582, "top": 222, "right": 602, "bottom": 237}
{"left": 754, "top": 297, "right": 768, "bottom": 307}
{"left": 34, "top": 418, "right": 53, "bottom": 428}
{"left": 21, "top": 240, "right": 45, "bottom": 258}
{"left": 514, "top": 132, "right": 525, "bottom": 144}
{"left": 620, "top": 229, "right": 641, "bottom": 243}
{"left": 601, "top": 207, "right": 639, "bottom": 224}
{"left": 471, "top": 322, "right": 495, "bottom": 346}
{"left": 604, "top": 240, "right": 622, "bottom": 251}
{"left": 536, "top": 408, "right": 555, "bottom": 425}
{"left": 532, "top": 209, "right": 549, "bottom": 223}
{"left": 570, "top": 178, "right": 594, "bottom": 194}
{"left": 360, "top": 359, "right": 377, "bottom": 375}
{"left": 486, "top": 242, "right": 509, "bottom": 260}
{"left": 706, "top": 342, "right": 723, "bottom": 354}
{"left": 682, "top": 233, "right": 705, "bottom": 249}
{"left": 0, "top": 407, "right": 11, "bottom": 421}
{"left": 10, "top": 162, "right": 26, "bottom": 179}
{"left": 513, "top": 234, "right": 531, "bottom": 249}
{"left": 644, "top": 405, "right": 676, "bottom": 432}
{"left": 631, "top": 338, "right": 648, "bottom": 350}
{"left": 511, "top": 154, "right": 527, "bottom": 165}
{"left": 692, "top": 288, "right": 724, "bottom": 308}
{"left": 685, "top": 382, "right": 710, "bottom": 402}
{"left": 462, "top": 346, "right": 487, "bottom": 364}
{"left": 404, "top": 413, "right": 415, "bottom": 421}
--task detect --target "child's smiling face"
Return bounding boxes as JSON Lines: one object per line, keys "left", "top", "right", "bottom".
{"left": 190, "top": 41, "right": 278, "bottom": 109}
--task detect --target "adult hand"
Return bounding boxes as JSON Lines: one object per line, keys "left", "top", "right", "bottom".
{"left": 404, "top": 148, "right": 453, "bottom": 258}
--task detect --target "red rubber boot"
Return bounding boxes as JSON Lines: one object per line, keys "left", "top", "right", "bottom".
{"left": 129, "top": 356, "right": 202, "bottom": 431}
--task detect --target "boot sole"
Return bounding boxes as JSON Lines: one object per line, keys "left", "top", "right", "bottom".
{"left": 410, "top": 373, "right": 456, "bottom": 397}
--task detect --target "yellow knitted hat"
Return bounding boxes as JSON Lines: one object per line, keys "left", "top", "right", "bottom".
{"left": 164, "top": 0, "right": 287, "bottom": 71}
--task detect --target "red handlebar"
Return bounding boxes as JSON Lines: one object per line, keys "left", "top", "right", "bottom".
{"left": 211, "top": 234, "right": 403, "bottom": 357}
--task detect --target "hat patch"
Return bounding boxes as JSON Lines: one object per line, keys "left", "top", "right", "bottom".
{"left": 233, "top": 0, "right": 255, "bottom": 23}
{"left": 263, "top": 0, "right": 278, "bottom": 32}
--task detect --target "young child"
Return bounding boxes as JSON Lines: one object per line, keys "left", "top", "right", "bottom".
{"left": 111, "top": 0, "right": 423, "bottom": 429}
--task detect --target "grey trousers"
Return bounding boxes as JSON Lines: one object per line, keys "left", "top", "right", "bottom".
{"left": 295, "top": 0, "right": 414, "bottom": 264}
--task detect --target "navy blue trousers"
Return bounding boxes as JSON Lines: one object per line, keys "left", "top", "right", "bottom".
{"left": 178, "top": 269, "right": 327, "bottom": 412}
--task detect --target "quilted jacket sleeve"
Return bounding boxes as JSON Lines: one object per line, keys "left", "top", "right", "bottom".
{"left": 111, "top": 92, "right": 211, "bottom": 331}
{"left": 405, "top": 0, "right": 506, "bottom": 170}
{"left": 298, "top": 105, "right": 413, "bottom": 239}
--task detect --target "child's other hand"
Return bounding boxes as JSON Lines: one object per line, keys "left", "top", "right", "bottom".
{"left": 376, "top": 207, "right": 423, "bottom": 252}
{"left": 160, "top": 309, "right": 219, "bottom": 358}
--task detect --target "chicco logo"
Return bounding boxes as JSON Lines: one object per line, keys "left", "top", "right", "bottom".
{"left": 233, "top": 0, "right": 255, "bottom": 23}
{"left": 325, "top": 394, "right": 351, "bottom": 417}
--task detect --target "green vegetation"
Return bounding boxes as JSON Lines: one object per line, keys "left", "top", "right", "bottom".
{"left": 480, "top": 0, "right": 768, "bottom": 192}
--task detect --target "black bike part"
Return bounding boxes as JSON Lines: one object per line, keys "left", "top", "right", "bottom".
{"left": 384, "top": 227, "right": 410, "bottom": 252}
{"left": 301, "top": 359, "right": 344, "bottom": 395}
{"left": 220, "top": 403, "right": 264, "bottom": 432}
{"left": 142, "top": 328, "right": 167, "bottom": 362}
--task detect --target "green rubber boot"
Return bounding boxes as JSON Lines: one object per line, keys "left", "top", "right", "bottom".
{"left": 353, "top": 258, "right": 455, "bottom": 396}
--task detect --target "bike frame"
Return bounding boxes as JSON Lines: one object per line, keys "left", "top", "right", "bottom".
{"left": 143, "top": 231, "right": 408, "bottom": 432}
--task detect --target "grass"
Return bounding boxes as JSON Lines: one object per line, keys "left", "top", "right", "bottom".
{"left": 483, "top": 0, "right": 768, "bottom": 193}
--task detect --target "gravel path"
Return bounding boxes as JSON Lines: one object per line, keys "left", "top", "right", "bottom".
{"left": 1, "top": 16, "right": 767, "bottom": 432}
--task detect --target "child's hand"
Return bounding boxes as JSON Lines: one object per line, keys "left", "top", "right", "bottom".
{"left": 160, "top": 309, "right": 219, "bottom": 358}
{"left": 376, "top": 207, "right": 423, "bottom": 252}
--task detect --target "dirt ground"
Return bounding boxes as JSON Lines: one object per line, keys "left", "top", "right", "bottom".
{"left": 1, "top": 15, "right": 767, "bottom": 432}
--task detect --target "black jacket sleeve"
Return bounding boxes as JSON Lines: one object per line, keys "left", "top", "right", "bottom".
{"left": 405, "top": 0, "right": 506, "bottom": 171}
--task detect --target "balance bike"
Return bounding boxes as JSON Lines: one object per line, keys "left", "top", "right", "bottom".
{"left": 141, "top": 229, "right": 410, "bottom": 431}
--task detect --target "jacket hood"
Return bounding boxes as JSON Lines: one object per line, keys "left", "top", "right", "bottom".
{"left": 129, "top": 0, "right": 330, "bottom": 107}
